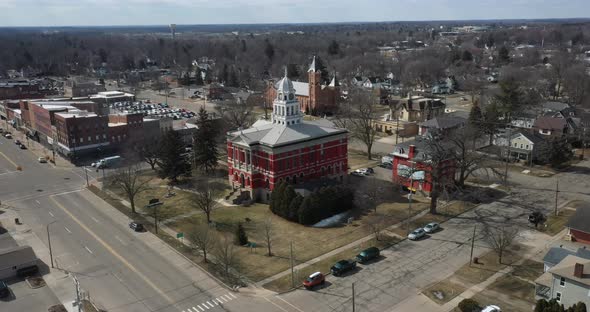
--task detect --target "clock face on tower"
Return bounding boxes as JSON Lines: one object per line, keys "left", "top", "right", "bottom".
{"left": 289, "top": 93, "right": 294, "bottom": 100}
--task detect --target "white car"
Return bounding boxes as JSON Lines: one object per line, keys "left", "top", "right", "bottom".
{"left": 481, "top": 305, "right": 501, "bottom": 312}
{"left": 38, "top": 157, "right": 48, "bottom": 163}
{"left": 423, "top": 222, "right": 440, "bottom": 233}
{"left": 408, "top": 228, "right": 426, "bottom": 240}
{"left": 4, "top": 133, "right": 12, "bottom": 139}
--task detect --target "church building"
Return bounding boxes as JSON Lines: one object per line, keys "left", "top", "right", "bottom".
{"left": 227, "top": 71, "right": 348, "bottom": 202}
{"left": 265, "top": 56, "right": 340, "bottom": 115}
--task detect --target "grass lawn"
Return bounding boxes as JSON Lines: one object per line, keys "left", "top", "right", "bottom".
{"left": 489, "top": 275, "right": 536, "bottom": 302}
{"left": 539, "top": 208, "right": 575, "bottom": 236}
{"left": 390, "top": 201, "right": 475, "bottom": 237}
{"left": 168, "top": 201, "right": 416, "bottom": 283}
{"left": 511, "top": 259, "right": 544, "bottom": 281}
{"left": 453, "top": 247, "right": 525, "bottom": 286}
{"left": 348, "top": 150, "right": 380, "bottom": 169}
{"left": 263, "top": 237, "right": 399, "bottom": 293}
{"left": 422, "top": 280, "right": 467, "bottom": 305}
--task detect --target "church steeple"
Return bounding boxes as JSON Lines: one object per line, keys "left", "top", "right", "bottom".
{"left": 272, "top": 68, "right": 302, "bottom": 126}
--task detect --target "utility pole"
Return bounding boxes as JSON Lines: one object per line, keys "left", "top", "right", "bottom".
{"left": 406, "top": 161, "right": 415, "bottom": 235}
{"left": 154, "top": 204, "right": 159, "bottom": 234}
{"left": 47, "top": 221, "right": 56, "bottom": 268}
{"left": 84, "top": 166, "right": 89, "bottom": 187}
{"left": 582, "top": 127, "right": 587, "bottom": 160}
{"left": 395, "top": 116, "right": 400, "bottom": 145}
{"left": 352, "top": 282, "right": 356, "bottom": 312}
{"left": 290, "top": 241, "right": 295, "bottom": 289}
{"left": 554, "top": 178, "right": 559, "bottom": 216}
{"left": 469, "top": 225, "right": 476, "bottom": 266}
{"left": 503, "top": 125, "right": 512, "bottom": 186}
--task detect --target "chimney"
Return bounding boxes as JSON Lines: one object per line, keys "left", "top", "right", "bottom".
{"left": 574, "top": 263, "right": 584, "bottom": 278}
{"left": 408, "top": 145, "right": 416, "bottom": 159}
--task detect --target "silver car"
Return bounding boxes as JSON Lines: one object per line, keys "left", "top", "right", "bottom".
{"left": 408, "top": 228, "right": 426, "bottom": 240}
{"left": 423, "top": 222, "right": 440, "bottom": 233}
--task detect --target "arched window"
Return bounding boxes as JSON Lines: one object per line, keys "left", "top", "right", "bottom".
{"left": 286, "top": 176, "right": 290, "bottom": 184}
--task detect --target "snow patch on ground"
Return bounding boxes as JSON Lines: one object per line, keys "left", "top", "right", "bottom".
{"left": 312, "top": 211, "right": 351, "bottom": 228}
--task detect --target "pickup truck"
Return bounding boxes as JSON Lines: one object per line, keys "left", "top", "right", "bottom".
{"left": 330, "top": 259, "right": 357, "bottom": 276}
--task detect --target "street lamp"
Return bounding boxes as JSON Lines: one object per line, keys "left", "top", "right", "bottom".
{"left": 46, "top": 221, "right": 57, "bottom": 268}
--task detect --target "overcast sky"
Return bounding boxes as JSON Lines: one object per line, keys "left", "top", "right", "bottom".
{"left": 1, "top": 0, "right": 589, "bottom": 27}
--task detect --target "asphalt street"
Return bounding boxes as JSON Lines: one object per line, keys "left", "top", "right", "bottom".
{"left": 0, "top": 136, "right": 287, "bottom": 312}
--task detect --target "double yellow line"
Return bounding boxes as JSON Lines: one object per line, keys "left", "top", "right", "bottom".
{"left": 49, "top": 194, "right": 174, "bottom": 303}
{"left": 0, "top": 151, "right": 19, "bottom": 169}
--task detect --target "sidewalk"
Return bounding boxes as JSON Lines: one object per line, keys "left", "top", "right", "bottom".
{"left": 12, "top": 128, "right": 74, "bottom": 169}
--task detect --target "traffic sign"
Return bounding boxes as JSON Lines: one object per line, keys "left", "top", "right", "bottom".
{"left": 177, "top": 232, "right": 184, "bottom": 239}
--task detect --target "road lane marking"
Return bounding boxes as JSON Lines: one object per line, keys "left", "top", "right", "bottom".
{"left": 48, "top": 211, "right": 54, "bottom": 217}
{"left": 49, "top": 195, "right": 174, "bottom": 303}
{"left": 206, "top": 301, "right": 214, "bottom": 308}
{"left": 212, "top": 299, "right": 219, "bottom": 305}
{"left": 36, "top": 200, "right": 41, "bottom": 205}
{"left": 202, "top": 303, "right": 209, "bottom": 310}
{"left": 53, "top": 189, "right": 82, "bottom": 197}
{"left": 217, "top": 297, "right": 227, "bottom": 303}
{"left": 0, "top": 152, "right": 18, "bottom": 169}
{"left": 264, "top": 297, "right": 290, "bottom": 312}
{"left": 114, "top": 236, "right": 126, "bottom": 245}
{"left": 228, "top": 293, "right": 237, "bottom": 299}
{"left": 223, "top": 294, "right": 232, "bottom": 301}
{"left": 64, "top": 227, "right": 72, "bottom": 234}
{"left": 276, "top": 297, "right": 305, "bottom": 312}
{"left": 91, "top": 216, "right": 100, "bottom": 223}
{"left": 197, "top": 305, "right": 205, "bottom": 311}
{"left": 84, "top": 246, "right": 93, "bottom": 254}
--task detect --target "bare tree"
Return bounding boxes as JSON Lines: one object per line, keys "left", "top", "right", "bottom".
{"left": 193, "top": 179, "right": 220, "bottom": 223}
{"left": 447, "top": 128, "right": 499, "bottom": 188}
{"left": 367, "top": 214, "right": 386, "bottom": 241}
{"left": 564, "top": 63, "right": 590, "bottom": 108}
{"left": 214, "top": 234, "right": 237, "bottom": 276}
{"left": 262, "top": 217, "right": 273, "bottom": 256}
{"left": 110, "top": 165, "right": 152, "bottom": 213}
{"left": 136, "top": 143, "right": 160, "bottom": 170}
{"left": 421, "top": 136, "right": 456, "bottom": 214}
{"left": 216, "top": 98, "right": 255, "bottom": 132}
{"left": 188, "top": 223, "right": 216, "bottom": 262}
{"left": 355, "top": 175, "right": 382, "bottom": 212}
{"left": 484, "top": 226, "right": 519, "bottom": 264}
{"left": 335, "top": 89, "right": 379, "bottom": 160}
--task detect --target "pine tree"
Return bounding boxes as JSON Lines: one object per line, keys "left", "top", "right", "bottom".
{"left": 270, "top": 181, "right": 286, "bottom": 214}
{"left": 193, "top": 107, "right": 219, "bottom": 174}
{"left": 156, "top": 130, "right": 191, "bottom": 182}
{"left": 235, "top": 223, "right": 248, "bottom": 246}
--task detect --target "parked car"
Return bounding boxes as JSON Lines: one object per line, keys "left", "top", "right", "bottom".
{"left": 0, "top": 281, "right": 9, "bottom": 298}
{"left": 350, "top": 171, "right": 365, "bottom": 177}
{"left": 423, "top": 222, "right": 440, "bottom": 233}
{"left": 129, "top": 222, "right": 144, "bottom": 232}
{"left": 303, "top": 272, "right": 325, "bottom": 289}
{"left": 355, "top": 247, "right": 380, "bottom": 263}
{"left": 408, "top": 228, "right": 426, "bottom": 240}
{"left": 354, "top": 168, "right": 373, "bottom": 176}
{"left": 330, "top": 259, "right": 357, "bottom": 276}
{"left": 14, "top": 139, "right": 21, "bottom": 145}
{"left": 481, "top": 305, "right": 501, "bottom": 312}
{"left": 3, "top": 133, "right": 11, "bottom": 139}
{"left": 379, "top": 163, "right": 393, "bottom": 169}
{"left": 38, "top": 157, "right": 48, "bottom": 163}
{"left": 19, "top": 144, "right": 27, "bottom": 150}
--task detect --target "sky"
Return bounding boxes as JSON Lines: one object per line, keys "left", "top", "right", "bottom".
{"left": 0, "top": 0, "right": 589, "bottom": 27}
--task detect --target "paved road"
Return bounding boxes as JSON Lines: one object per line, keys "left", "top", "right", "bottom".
{"left": 0, "top": 137, "right": 287, "bottom": 312}
{"left": 276, "top": 161, "right": 590, "bottom": 312}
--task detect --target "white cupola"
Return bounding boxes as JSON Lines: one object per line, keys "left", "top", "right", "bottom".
{"left": 272, "top": 68, "right": 302, "bottom": 126}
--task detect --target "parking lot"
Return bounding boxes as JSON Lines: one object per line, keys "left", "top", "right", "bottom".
{"left": 0, "top": 279, "right": 62, "bottom": 312}
{"left": 109, "top": 100, "right": 197, "bottom": 120}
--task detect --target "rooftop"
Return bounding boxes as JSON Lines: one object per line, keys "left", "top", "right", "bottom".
{"left": 547, "top": 255, "right": 590, "bottom": 286}
{"left": 55, "top": 111, "right": 98, "bottom": 118}
{"left": 566, "top": 202, "right": 590, "bottom": 233}
{"left": 419, "top": 116, "right": 465, "bottom": 129}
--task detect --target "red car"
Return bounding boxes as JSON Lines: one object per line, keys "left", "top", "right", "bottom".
{"left": 303, "top": 272, "right": 325, "bottom": 289}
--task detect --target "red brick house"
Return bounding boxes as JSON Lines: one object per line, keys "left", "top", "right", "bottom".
{"left": 391, "top": 140, "right": 456, "bottom": 193}
{"left": 567, "top": 203, "right": 590, "bottom": 244}
{"left": 227, "top": 72, "right": 348, "bottom": 202}
{"left": 265, "top": 57, "right": 340, "bottom": 115}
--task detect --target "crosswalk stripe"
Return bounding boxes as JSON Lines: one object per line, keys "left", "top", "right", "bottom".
{"left": 207, "top": 301, "right": 214, "bottom": 308}
{"left": 213, "top": 299, "right": 219, "bottom": 305}
{"left": 191, "top": 307, "right": 198, "bottom": 312}
{"left": 202, "top": 303, "right": 210, "bottom": 310}
{"left": 223, "top": 294, "right": 232, "bottom": 301}
{"left": 228, "top": 292, "right": 237, "bottom": 299}
{"left": 197, "top": 305, "right": 205, "bottom": 311}
{"left": 218, "top": 296, "right": 228, "bottom": 303}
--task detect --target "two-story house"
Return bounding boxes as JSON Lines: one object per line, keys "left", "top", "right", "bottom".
{"left": 533, "top": 116, "right": 569, "bottom": 138}
{"left": 418, "top": 116, "right": 465, "bottom": 138}
{"left": 535, "top": 255, "right": 590, "bottom": 307}
{"left": 396, "top": 96, "right": 445, "bottom": 123}
{"left": 505, "top": 131, "right": 547, "bottom": 163}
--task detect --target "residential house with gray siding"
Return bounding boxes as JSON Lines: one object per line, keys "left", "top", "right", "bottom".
{"left": 535, "top": 255, "right": 590, "bottom": 307}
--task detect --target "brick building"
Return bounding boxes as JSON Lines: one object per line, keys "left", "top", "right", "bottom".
{"left": 0, "top": 80, "right": 42, "bottom": 100}
{"left": 391, "top": 140, "right": 456, "bottom": 194}
{"left": 54, "top": 112, "right": 110, "bottom": 157}
{"left": 228, "top": 73, "right": 348, "bottom": 202}
{"left": 265, "top": 57, "right": 340, "bottom": 115}
{"left": 64, "top": 80, "right": 106, "bottom": 97}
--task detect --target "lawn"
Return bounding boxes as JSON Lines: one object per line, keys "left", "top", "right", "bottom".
{"left": 539, "top": 208, "right": 575, "bottom": 236}
{"left": 452, "top": 247, "right": 525, "bottom": 286}
{"left": 390, "top": 201, "right": 476, "bottom": 237}
{"left": 263, "top": 237, "right": 399, "bottom": 293}
{"left": 348, "top": 149, "right": 380, "bottom": 169}
{"left": 168, "top": 201, "right": 419, "bottom": 283}
{"left": 511, "top": 259, "right": 544, "bottom": 281}
{"left": 422, "top": 280, "right": 467, "bottom": 305}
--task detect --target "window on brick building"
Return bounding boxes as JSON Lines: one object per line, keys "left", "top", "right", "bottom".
{"left": 79, "top": 137, "right": 84, "bottom": 143}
